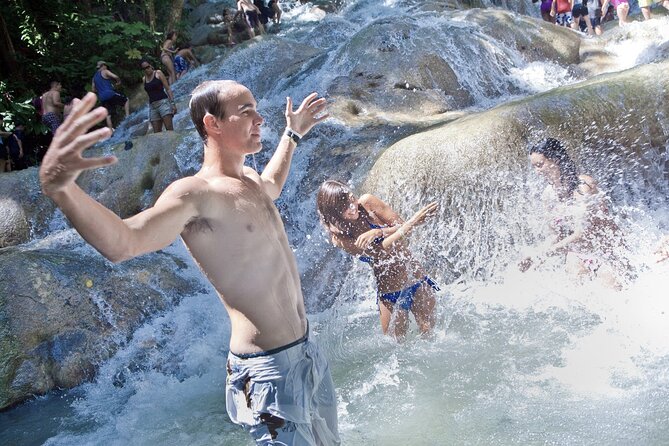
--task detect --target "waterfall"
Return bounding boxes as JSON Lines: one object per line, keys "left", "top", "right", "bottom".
{"left": 2, "top": 1, "right": 669, "bottom": 445}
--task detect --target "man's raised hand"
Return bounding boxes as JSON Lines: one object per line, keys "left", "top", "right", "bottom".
{"left": 285, "top": 92, "right": 328, "bottom": 137}
{"left": 40, "top": 93, "right": 117, "bottom": 197}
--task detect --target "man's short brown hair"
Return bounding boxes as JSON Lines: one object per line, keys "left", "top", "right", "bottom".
{"left": 189, "top": 80, "right": 239, "bottom": 143}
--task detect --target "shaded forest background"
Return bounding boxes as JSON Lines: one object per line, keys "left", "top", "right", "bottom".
{"left": 0, "top": 0, "right": 187, "bottom": 133}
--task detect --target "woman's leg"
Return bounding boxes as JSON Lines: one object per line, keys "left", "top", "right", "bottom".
{"left": 162, "top": 114, "right": 174, "bottom": 131}
{"left": 411, "top": 286, "right": 437, "bottom": 336}
{"left": 161, "top": 55, "right": 176, "bottom": 84}
{"left": 617, "top": 3, "right": 630, "bottom": 24}
{"left": 379, "top": 300, "right": 409, "bottom": 340}
{"left": 584, "top": 15, "right": 595, "bottom": 34}
{"left": 150, "top": 119, "right": 163, "bottom": 133}
{"left": 272, "top": 1, "right": 282, "bottom": 23}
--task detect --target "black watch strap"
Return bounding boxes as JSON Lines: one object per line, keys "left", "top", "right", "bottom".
{"left": 284, "top": 128, "right": 302, "bottom": 144}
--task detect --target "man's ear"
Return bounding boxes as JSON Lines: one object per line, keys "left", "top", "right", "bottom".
{"left": 203, "top": 113, "right": 221, "bottom": 137}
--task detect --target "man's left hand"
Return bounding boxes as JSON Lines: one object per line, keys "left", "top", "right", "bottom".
{"left": 285, "top": 92, "right": 328, "bottom": 137}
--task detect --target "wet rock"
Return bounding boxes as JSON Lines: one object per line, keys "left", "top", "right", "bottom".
{"left": 361, "top": 60, "right": 669, "bottom": 279}
{"left": 0, "top": 168, "right": 57, "bottom": 248}
{"left": 0, "top": 244, "right": 198, "bottom": 409}
{"left": 326, "top": 10, "right": 580, "bottom": 125}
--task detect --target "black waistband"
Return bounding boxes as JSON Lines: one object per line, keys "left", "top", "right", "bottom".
{"left": 230, "top": 322, "right": 309, "bottom": 359}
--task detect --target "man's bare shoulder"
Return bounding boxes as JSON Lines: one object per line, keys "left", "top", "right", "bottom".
{"left": 161, "top": 175, "right": 236, "bottom": 201}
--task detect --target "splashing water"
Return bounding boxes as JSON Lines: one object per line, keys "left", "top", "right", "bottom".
{"left": 3, "top": 1, "right": 669, "bottom": 445}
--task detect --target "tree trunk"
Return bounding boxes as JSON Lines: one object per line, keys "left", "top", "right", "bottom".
{"left": 165, "top": 0, "right": 184, "bottom": 33}
{"left": 145, "top": 0, "right": 156, "bottom": 32}
{"left": 0, "top": 12, "right": 19, "bottom": 79}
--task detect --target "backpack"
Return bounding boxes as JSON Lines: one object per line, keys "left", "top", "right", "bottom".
{"left": 32, "top": 96, "right": 44, "bottom": 117}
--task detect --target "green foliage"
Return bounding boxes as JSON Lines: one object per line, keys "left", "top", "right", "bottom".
{"left": 0, "top": 82, "right": 47, "bottom": 135}
{"left": 0, "top": 0, "right": 190, "bottom": 137}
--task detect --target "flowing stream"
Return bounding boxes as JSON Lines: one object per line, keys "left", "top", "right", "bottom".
{"left": 2, "top": 1, "right": 669, "bottom": 444}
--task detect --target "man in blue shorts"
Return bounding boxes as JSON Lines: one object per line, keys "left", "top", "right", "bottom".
{"left": 91, "top": 61, "right": 130, "bottom": 130}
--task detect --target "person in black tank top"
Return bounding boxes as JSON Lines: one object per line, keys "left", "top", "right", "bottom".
{"left": 141, "top": 60, "right": 176, "bottom": 133}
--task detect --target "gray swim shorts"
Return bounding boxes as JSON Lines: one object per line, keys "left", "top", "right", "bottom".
{"left": 148, "top": 98, "right": 173, "bottom": 121}
{"left": 226, "top": 330, "right": 340, "bottom": 445}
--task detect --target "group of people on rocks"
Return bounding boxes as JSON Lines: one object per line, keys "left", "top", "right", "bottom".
{"left": 538, "top": 0, "right": 669, "bottom": 33}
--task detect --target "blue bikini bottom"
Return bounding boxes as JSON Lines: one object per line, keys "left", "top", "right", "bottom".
{"left": 378, "top": 276, "right": 440, "bottom": 311}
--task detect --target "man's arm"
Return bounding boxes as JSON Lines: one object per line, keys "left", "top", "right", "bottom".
{"left": 260, "top": 93, "right": 327, "bottom": 200}
{"left": 39, "top": 93, "right": 201, "bottom": 262}
{"left": 103, "top": 69, "right": 121, "bottom": 84}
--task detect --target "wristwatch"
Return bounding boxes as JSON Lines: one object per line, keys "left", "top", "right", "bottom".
{"left": 284, "top": 127, "right": 302, "bottom": 144}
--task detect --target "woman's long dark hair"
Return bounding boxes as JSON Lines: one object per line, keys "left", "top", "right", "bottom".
{"left": 530, "top": 138, "right": 579, "bottom": 199}
{"left": 317, "top": 180, "right": 371, "bottom": 237}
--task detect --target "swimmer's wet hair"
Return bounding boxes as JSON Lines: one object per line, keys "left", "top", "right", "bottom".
{"left": 317, "top": 180, "right": 368, "bottom": 236}
{"left": 529, "top": 138, "right": 579, "bottom": 198}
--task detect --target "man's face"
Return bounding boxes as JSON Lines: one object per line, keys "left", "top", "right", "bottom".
{"left": 217, "top": 86, "right": 264, "bottom": 154}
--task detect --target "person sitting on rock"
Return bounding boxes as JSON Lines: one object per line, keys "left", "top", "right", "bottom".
{"left": 174, "top": 44, "right": 200, "bottom": 80}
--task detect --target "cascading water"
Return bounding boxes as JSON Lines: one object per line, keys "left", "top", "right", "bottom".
{"left": 2, "top": 0, "right": 668, "bottom": 444}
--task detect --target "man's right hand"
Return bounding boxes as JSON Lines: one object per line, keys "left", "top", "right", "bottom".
{"left": 40, "top": 92, "right": 116, "bottom": 197}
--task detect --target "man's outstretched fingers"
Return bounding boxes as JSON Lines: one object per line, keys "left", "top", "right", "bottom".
{"left": 68, "top": 107, "right": 109, "bottom": 142}
{"left": 307, "top": 98, "right": 326, "bottom": 110}
{"left": 78, "top": 155, "right": 118, "bottom": 171}
{"left": 301, "top": 92, "right": 319, "bottom": 107}
{"left": 68, "top": 127, "right": 112, "bottom": 154}
{"left": 285, "top": 96, "right": 293, "bottom": 115}
{"left": 59, "top": 93, "right": 98, "bottom": 134}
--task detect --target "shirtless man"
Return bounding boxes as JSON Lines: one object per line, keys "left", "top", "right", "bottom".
{"left": 41, "top": 81, "right": 65, "bottom": 134}
{"left": 39, "top": 80, "right": 339, "bottom": 445}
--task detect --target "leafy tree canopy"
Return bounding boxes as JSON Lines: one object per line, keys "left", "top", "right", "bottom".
{"left": 0, "top": 0, "right": 187, "bottom": 132}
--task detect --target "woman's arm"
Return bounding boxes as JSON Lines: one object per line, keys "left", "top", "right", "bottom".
{"left": 162, "top": 40, "right": 178, "bottom": 54}
{"left": 540, "top": 175, "right": 601, "bottom": 256}
{"left": 157, "top": 70, "right": 175, "bottom": 104}
{"left": 379, "top": 202, "right": 438, "bottom": 249}
{"left": 356, "top": 195, "right": 438, "bottom": 250}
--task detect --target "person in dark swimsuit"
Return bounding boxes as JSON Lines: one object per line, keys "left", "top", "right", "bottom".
{"left": 141, "top": 60, "right": 176, "bottom": 132}
{"left": 317, "top": 180, "right": 439, "bottom": 340}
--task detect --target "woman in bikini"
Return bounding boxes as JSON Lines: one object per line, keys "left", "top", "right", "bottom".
{"left": 317, "top": 180, "right": 439, "bottom": 340}
{"left": 160, "top": 31, "right": 179, "bottom": 85}
{"left": 520, "top": 138, "right": 630, "bottom": 289}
